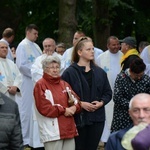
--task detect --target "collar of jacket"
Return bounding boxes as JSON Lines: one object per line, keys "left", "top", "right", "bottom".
{"left": 72, "top": 62, "right": 95, "bottom": 71}
{"left": 0, "top": 93, "right": 5, "bottom": 105}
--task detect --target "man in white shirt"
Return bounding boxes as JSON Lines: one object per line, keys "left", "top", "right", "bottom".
{"left": 96, "top": 36, "right": 123, "bottom": 142}
{"left": 16, "top": 24, "right": 42, "bottom": 148}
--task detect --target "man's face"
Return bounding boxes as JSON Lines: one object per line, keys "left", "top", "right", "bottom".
{"left": 43, "top": 39, "right": 56, "bottom": 55}
{"left": 129, "top": 98, "right": 150, "bottom": 125}
{"left": 73, "top": 32, "right": 85, "bottom": 46}
{"left": 107, "top": 38, "right": 120, "bottom": 54}
{"left": 27, "top": 29, "right": 38, "bottom": 42}
{"left": 56, "top": 47, "right": 65, "bottom": 55}
{"left": 0, "top": 42, "right": 8, "bottom": 58}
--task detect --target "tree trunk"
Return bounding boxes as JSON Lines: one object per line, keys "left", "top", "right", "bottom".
{"left": 58, "top": 0, "right": 77, "bottom": 48}
{"left": 92, "top": 0, "right": 110, "bottom": 51}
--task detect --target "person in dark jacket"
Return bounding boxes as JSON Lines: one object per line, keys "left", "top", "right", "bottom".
{"left": 120, "top": 36, "right": 140, "bottom": 71}
{"left": 61, "top": 36, "right": 112, "bottom": 150}
{"left": 105, "top": 93, "right": 150, "bottom": 150}
{"left": 0, "top": 92, "right": 23, "bottom": 149}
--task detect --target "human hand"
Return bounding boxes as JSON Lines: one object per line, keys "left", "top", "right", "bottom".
{"left": 7, "top": 86, "right": 17, "bottom": 95}
{"left": 91, "top": 100, "right": 104, "bottom": 109}
{"left": 81, "top": 101, "right": 97, "bottom": 112}
{"left": 64, "top": 106, "right": 76, "bottom": 117}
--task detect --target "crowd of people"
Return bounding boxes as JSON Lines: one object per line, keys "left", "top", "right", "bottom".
{"left": 0, "top": 23, "right": 150, "bottom": 150}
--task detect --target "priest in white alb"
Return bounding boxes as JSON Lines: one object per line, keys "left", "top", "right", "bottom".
{"left": 96, "top": 36, "right": 123, "bottom": 142}
{"left": 16, "top": 24, "right": 42, "bottom": 148}
{"left": 0, "top": 41, "right": 22, "bottom": 101}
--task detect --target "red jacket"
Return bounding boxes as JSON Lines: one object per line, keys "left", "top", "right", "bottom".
{"left": 34, "top": 73, "right": 81, "bottom": 143}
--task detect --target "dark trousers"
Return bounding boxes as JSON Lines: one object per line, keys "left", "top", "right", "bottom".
{"left": 75, "top": 122, "right": 104, "bottom": 150}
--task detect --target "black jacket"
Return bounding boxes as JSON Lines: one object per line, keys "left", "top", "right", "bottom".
{"left": 61, "top": 62, "right": 112, "bottom": 127}
{"left": 0, "top": 92, "right": 23, "bottom": 150}
{"left": 121, "top": 55, "right": 139, "bottom": 71}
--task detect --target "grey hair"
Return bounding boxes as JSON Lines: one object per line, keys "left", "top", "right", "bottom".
{"left": 41, "top": 56, "right": 61, "bottom": 70}
{"left": 0, "top": 40, "right": 8, "bottom": 46}
{"left": 129, "top": 93, "right": 150, "bottom": 109}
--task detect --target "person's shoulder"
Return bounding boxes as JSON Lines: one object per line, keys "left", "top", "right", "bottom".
{"left": 53, "top": 52, "right": 62, "bottom": 59}
{"left": 142, "top": 45, "right": 150, "bottom": 52}
{"left": 93, "top": 64, "right": 107, "bottom": 75}
{"left": 63, "top": 47, "right": 73, "bottom": 55}
{"left": 118, "top": 50, "right": 123, "bottom": 55}
{"left": 94, "top": 47, "right": 103, "bottom": 52}
{"left": 6, "top": 58, "right": 15, "bottom": 64}
{"left": 18, "top": 38, "right": 26, "bottom": 45}
{"left": 143, "top": 73, "right": 150, "bottom": 80}
{"left": 36, "top": 54, "right": 45, "bottom": 60}
{"left": 63, "top": 64, "right": 76, "bottom": 73}
{"left": 0, "top": 92, "right": 17, "bottom": 107}
{"left": 118, "top": 70, "right": 126, "bottom": 77}
{"left": 110, "top": 127, "right": 131, "bottom": 139}
{"left": 66, "top": 47, "right": 73, "bottom": 51}
{"left": 141, "top": 45, "right": 150, "bottom": 56}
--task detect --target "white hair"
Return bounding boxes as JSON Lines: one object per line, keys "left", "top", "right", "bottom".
{"left": 129, "top": 93, "right": 150, "bottom": 109}
{"left": 41, "top": 55, "right": 61, "bottom": 70}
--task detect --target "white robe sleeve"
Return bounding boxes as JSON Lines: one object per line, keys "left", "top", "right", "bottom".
{"left": 141, "top": 46, "right": 150, "bottom": 76}
{"left": 16, "top": 44, "right": 33, "bottom": 78}
{"left": 13, "top": 64, "right": 22, "bottom": 90}
{"left": 31, "top": 56, "right": 43, "bottom": 83}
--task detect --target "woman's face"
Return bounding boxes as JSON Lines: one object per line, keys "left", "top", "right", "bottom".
{"left": 78, "top": 41, "right": 94, "bottom": 61}
{"left": 130, "top": 70, "right": 144, "bottom": 81}
{"left": 45, "top": 62, "right": 60, "bottom": 77}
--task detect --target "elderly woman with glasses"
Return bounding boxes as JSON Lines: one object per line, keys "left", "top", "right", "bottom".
{"left": 111, "top": 57, "right": 150, "bottom": 133}
{"left": 61, "top": 36, "right": 112, "bottom": 150}
{"left": 33, "top": 55, "right": 81, "bottom": 150}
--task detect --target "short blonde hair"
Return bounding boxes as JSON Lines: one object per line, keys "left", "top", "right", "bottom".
{"left": 41, "top": 56, "right": 61, "bottom": 70}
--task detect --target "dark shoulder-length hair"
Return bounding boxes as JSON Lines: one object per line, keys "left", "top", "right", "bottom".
{"left": 71, "top": 36, "right": 94, "bottom": 63}
{"left": 130, "top": 58, "right": 146, "bottom": 73}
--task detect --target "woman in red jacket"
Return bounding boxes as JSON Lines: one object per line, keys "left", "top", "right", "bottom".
{"left": 33, "top": 55, "right": 81, "bottom": 150}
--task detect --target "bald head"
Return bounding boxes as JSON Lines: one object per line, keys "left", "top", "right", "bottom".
{"left": 129, "top": 93, "right": 150, "bottom": 125}
{"left": 42, "top": 38, "right": 56, "bottom": 55}
{"left": 0, "top": 41, "right": 8, "bottom": 58}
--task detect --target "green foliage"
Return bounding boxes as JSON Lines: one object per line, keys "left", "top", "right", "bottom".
{"left": 1, "top": 0, "right": 150, "bottom": 46}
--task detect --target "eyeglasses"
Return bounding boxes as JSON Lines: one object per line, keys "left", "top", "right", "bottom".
{"left": 46, "top": 66, "right": 60, "bottom": 70}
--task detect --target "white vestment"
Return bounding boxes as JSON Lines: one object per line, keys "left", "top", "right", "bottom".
{"left": 16, "top": 38, "right": 42, "bottom": 146}
{"left": 29, "top": 52, "right": 63, "bottom": 148}
{"left": 96, "top": 50, "right": 123, "bottom": 142}
{"left": 140, "top": 45, "right": 150, "bottom": 76}
{"left": 0, "top": 58, "right": 22, "bottom": 101}
{"left": 62, "top": 46, "right": 103, "bottom": 70}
